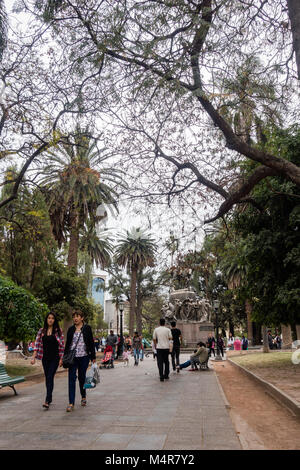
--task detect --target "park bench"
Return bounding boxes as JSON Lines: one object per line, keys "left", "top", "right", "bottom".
{"left": 193, "top": 358, "right": 209, "bottom": 371}
{"left": 0, "top": 363, "right": 25, "bottom": 396}
{"left": 199, "top": 358, "right": 209, "bottom": 370}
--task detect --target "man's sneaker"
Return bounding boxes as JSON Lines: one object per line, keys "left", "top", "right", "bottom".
{"left": 160, "top": 377, "right": 164, "bottom": 382}
{"left": 188, "top": 368, "right": 196, "bottom": 371}
{"left": 176, "top": 366, "right": 180, "bottom": 373}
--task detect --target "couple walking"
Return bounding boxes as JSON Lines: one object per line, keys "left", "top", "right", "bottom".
{"left": 152, "top": 319, "right": 182, "bottom": 381}
{"left": 31, "top": 310, "right": 96, "bottom": 411}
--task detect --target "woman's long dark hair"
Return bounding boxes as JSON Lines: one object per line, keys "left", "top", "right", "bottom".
{"left": 43, "top": 312, "right": 62, "bottom": 336}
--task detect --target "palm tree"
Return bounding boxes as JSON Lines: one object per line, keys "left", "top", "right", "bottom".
{"left": 115, "top": 227, "right": 157, "bottom": 335}
{"left": 39, "top": 129, "right": 120, "bottom": 270}
{"left": 79, "top": 223, "right": 114, "bottom": 291}
{"left": 221, "top": 255, "right": 254, "bottom": 345}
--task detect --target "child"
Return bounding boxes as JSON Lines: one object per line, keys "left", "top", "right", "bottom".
{"left": 122, "top": 349, "right": 131, "bottom": 366}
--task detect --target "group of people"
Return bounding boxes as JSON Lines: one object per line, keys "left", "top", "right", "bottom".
{"left": 268, "top": 330, "right": 282, "bottom": 350}
{"left": 152, "top": 318, "right": 209, "bottom": 381}
{"left": 31, "top": 309, "right": 256, "bottom": 408}
{"left": 207, "top": 332, "right": 249, "bottom": 354}
{"left": 31, "top": 310, "right": 95, "bottom": 412}
{"left": 101, "top": 331, "right": 148, "bottom": 366}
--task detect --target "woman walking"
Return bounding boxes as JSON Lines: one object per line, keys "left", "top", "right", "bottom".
{"left": 31, "top": 312, "right": 64, "bottom": 409}
{"left": 132, "top": 331, "right": 143, "bottom": 366}
{"left": 64, "top": 309, "right": 96, "bottom": 412}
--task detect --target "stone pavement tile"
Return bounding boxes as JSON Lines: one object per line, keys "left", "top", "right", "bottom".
{"left": 163, "top": 441, "right": 204, "bottom": 450}
{"left": 125, "top": 425, "right": 171, "bottom": 435}
{"left": 100, "top": 424, "right": 145, "bottom": 435}
{"left": 116, "top": 415, "right": 148, "bottom": 425}
{"left": 146, "top": 414, "right": 174, "bottom": 424}
{"left": 204, "top": 443, "right": 241, "bottom": 450}
{"left": 126, "top": 433, "right": 167, "bottom": 450}
{"left": 88, "top": 414, "right": 121, "bottom": 424}
{"left": 91, "top": 432, "right": 134, "bottom": 449}
{"left": 0, "top": 431, "right": 100, "bottom": 450}
{"left": 163, "top": 444, "right": 203, "bottom": 450}
{"left": 203, "top": 435, "right": 241, "bottom": 450}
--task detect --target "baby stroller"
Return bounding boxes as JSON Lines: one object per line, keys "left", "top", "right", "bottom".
{"left": 99, "top": 345, "right": 114, "bottom": 369}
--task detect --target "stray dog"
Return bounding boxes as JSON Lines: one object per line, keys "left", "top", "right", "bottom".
{"left": 122, "top": 350, "right": 131, "bottom": 366}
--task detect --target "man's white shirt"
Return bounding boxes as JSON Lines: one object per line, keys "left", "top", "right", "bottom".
{"left": 153, "top": 326, "right": 172, "bottom": 349}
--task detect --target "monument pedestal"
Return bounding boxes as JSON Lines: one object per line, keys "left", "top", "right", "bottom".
{"left": 176, "top": 320, "right": 214, "bottom": 348}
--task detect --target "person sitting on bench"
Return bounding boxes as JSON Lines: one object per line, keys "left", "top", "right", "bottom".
{"left": 176, "top": 342, "right": 209, "bottom": 372}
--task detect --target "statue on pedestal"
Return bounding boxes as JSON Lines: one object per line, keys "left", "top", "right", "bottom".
{"left": 161, "top": 291, "right": 212, "bottom": 323}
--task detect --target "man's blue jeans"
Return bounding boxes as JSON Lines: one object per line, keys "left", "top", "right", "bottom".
{"left": 133, "top": 348, "right": 140, "bottom": 364}
{"left": 179, "top": 359, "right": 191, "bottom": 369}
{"left": 68, "top": 356, "right": 90, "bottom": 405}
{"left": 179, "top": 357, "right": 200, "bottom": 369}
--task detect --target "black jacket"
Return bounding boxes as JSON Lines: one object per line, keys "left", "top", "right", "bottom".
{"left": 65, "top": 324, "right": 96, "bottom": 361}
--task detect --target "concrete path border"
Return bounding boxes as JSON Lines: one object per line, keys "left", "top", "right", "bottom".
{"left": 228, "top": 359, "right": 300, "bottom": 418}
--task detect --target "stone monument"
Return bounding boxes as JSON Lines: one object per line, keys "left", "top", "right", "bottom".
{"left": 161, "top": 288, "right": 214, "bottom": 347}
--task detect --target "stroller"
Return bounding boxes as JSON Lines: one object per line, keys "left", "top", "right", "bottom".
{"left": 99, "top": 345, "right": 114, "bottom": 369}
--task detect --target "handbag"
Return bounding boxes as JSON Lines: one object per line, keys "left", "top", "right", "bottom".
{"left": 62, "top": 330, "right": 82, "bottom": 369}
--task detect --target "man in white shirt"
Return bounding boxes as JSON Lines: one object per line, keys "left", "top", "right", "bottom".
{"left": 153, "top": 318, "right": 172, "bottom": 382}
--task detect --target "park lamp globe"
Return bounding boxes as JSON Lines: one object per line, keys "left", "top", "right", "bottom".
{"left": 119, "top": 299, "right": 124, "bottom": 312}
{"left": 213, "top": 300, "right": 220, "bottom": 310}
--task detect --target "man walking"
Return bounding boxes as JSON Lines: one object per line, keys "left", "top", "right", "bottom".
{"left": 132, "top": 331, "right": 143, "bottom": 366}
{"left": 170, "top": 321, "right": 182, "bottom": 372}
{"left": 106, "top": 330, "right": 118, "bottom": 367}
{"left": 153, "top": 318, "right": 172, "bottom": 382}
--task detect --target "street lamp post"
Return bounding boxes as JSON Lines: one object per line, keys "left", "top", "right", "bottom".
{"left": 119, "top": 299, "right": 125, "bottom": 357}
{"left": 213, "top": 300, "right": 223, "bottom": 362}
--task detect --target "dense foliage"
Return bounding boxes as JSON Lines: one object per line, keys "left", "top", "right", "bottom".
{"left": 0, "top": 275, "right": 47, "bottom": 342}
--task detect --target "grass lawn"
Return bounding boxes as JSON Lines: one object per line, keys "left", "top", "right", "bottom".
{"left": 230, "top": 351, "right": 295, "bottom": 370}
{"left": 5, "top": 364, "right": 35, "bottom": 377}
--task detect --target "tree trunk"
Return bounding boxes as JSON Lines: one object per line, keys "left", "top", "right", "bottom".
{"left": 63, "top": 317, "right": 73, "bottom": 341}
{"left": 136, "top": 295, "right": 143, "bottom": 336}
{"left": 262, "top": 325, "right": 269, "bottom": 353}
{"left": 296, "top": 324, "right": 300, "bottom": 341}
{"left": 245, "top": 299, "right": 253, "bottom": 346}
{"left": 129, "top": 266, "right": 137, "bottom": 336}
{"left": 252, "top": 322, "right": 262, "bottom": 346}
{"left": 287, "top": 0, "right": 300, "bottom": 80}
{"left": 136, "top": 274, "right": 143, "bottom": 335}
{"left": 67, "top": 224, "right": 80, "bottom": 269}
{"left": 281, "top": 323, "right": 293, "bottom": 349}
{"left": 229, "top": 320, "right": 234, "bottom": 337}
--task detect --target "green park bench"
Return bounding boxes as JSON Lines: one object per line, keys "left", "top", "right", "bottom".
{"left": 0, "top": 363, "right": 25, "bottom": 396}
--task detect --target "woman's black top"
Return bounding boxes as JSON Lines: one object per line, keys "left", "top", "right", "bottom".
{"left": 42, "top": 334, "right": 59, "bottom": 361}
{"left": 64, "top": 324, "right": 96, "bottom": 361}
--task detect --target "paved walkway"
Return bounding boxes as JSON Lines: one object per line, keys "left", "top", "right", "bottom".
{"left": 0, "top": 355, "right": 241, "bottom": 450}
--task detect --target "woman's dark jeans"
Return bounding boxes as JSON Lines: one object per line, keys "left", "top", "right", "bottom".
{"left": 42, "top": 357, "right": 59, "bottom": 404}
{"left": 68, "top": 356, "right": 90, "bottom": 405}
